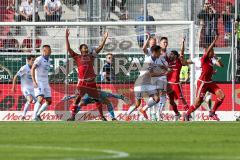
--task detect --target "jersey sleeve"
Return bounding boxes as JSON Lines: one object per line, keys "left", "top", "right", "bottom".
{"left": 33, "top": 57, "right": 41, "bottom": 67}
{"left": 16, "top": 66, "right": 26, "bottom": 77}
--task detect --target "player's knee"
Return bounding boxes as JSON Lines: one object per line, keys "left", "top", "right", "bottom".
{"left": 216, "top": 89, "right": 225, "bottom": 100}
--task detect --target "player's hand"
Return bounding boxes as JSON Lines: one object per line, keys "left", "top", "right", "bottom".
{"left": 103, "top": 32, "right": 109, "bottom": 39}
{"left": 66, "top": 28, "right": 70, "bottom": 38}
{"left": 182, "top": 36, "right": 186, "bottom": 43}
{"left": 33, "top": 82, "right": 38, "bottom": 88}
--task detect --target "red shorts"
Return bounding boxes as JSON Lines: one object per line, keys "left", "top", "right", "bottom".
{"left": 196, "top": 80, "right": 220, "bottom": 99}
{"left": 76, "top": 80, "right": 100, "bottom": 99}
{"left": 169, "top": 83, "right": 184, "bottom": 100}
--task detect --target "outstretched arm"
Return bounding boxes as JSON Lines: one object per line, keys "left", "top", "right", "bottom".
{"left": 66, "top": 29, "right": 77, "bottom": 58}
{"left": 95, "top": 32, "right": 109, "bottom": 54}
{"left": 206, "top": 35, "right": 218, "bottom": 56}
{"left": 142, "top": 33, "right": 150, "bottom": 55}
{"left": 179, "top": 37, "right": 185, "bottom": 57}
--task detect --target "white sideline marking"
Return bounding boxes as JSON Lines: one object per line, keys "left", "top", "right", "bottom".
{"left": 0, "top": 145, "right": 129, "bottom": 160}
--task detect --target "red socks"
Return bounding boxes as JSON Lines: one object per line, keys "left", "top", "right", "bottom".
{"left": 186, "top": 105, "right": 196, "bottom": 115}
{"left": 70, "top": 105, "right": 78, "bottom": 117}
{"left": 171, "top": 103, "right": 179, "bottom": 115}
{"left": 96, "top": 102, "right": 104, "bottom": 118}
{"left": 211, "top": 98, "right": 224, "bottom": 113}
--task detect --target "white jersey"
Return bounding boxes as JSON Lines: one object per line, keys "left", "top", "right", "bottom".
{"left": 154, "top": 55, "right": 168, "bottom": 80}
{"left": 33, "top": 56, "right": 51, "bottom": 83}
{"left": 149, "top": 55, "right": 168, "bottom": 91}
{"left": 17, "top": 64, "right": 34, "bottom": 89}
{"left": 192, "top": 57, "right": 202, "bottom": 81}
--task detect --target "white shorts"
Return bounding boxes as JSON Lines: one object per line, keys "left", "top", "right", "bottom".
{"left": 22, "top": 88, "right": 35, "bottom": 98}
{"left": 134, "top": 85, "right": 157, "bottom": 99}
{"left": 34, "top": 82, "right": 51, "bottom": 98}
{"left": 151, "top": 76, "right": 167, "bottom": 92}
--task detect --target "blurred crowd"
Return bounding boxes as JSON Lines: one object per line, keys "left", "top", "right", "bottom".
{"left": 0, "top": 0, "right": 239, "bottom": 52}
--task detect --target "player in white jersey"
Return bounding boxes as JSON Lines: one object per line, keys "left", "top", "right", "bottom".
{"left": 125, "top": 45, "right": 160, "bottom": 121}
{"left": 125, "top": 34, "right": 157, "bottom": 121}
{"left": 140, "top": 47, "right": 170, "bottom": 120}
{"left": 31, "top": 45, "right": 52, "bottom": 121}
{"left": 190, "top": 56, "right": 219, "bottom": 110}
{"left": 11, "top": 55, "right": 36, "bottom": 121}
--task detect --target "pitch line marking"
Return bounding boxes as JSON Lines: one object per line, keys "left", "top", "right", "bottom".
{"left": 0, "top": 145, "right": 129, "bottom": 160}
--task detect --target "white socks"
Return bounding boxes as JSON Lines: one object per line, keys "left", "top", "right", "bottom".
{"left": 37, "top": 102, "right": 49, "bottom": 116}
{"left": 142, "top": 97, "right": 158, "bottom": 111}
{"left": 33, "top": 101, "right": 41, "bottom": 119}
{"left": 22, "top": 102, "right": 30, "bottom": 117}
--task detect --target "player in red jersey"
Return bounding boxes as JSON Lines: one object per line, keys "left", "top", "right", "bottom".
{"left": 184, "top": 35, "right": 225, "bottom": 121}
{"left": 65, "top": 29, "right": 109, "bottom": 121}
{"left": 167, "top": 38, "right": 190, "bottom": 113}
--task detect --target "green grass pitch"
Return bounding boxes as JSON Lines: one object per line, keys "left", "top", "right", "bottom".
{"left": 0, "top": 122, "right": 240, "bottom": 160}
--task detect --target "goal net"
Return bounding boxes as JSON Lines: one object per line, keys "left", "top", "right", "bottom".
{"left": 0, "top": 21, "right": 195, "bottom": 121}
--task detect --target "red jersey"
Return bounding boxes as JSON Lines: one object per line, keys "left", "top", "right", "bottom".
{"left": 199, "top": 53, "right": 214, "bottom": 82}
{"left": 71, "top": 52, "right": 96, "bottom": 80}
{"left": 167, "top": 58, "right": 182, "bottom": 83}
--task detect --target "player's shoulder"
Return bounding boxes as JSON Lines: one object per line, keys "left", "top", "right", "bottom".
{"left": 19, "top": 65, "right": 27, "bottom": 71}
{"left": 35, "top": 56, "right": 43, "bottom": 61}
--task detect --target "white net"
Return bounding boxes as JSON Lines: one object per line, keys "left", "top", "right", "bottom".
{"left": 0, "top": 21, "right": 194, "bottom": 116}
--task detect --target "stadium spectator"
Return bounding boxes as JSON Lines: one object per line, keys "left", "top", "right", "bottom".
{"left": 111, "top": 0, "right": 126, "bottom": 13}
{"left": 16, "top": 0, "right": 40, "bottom": 22}
{"left": 222, "top": 2, "right": 234, "bottom": 42}
{"left": 135, "top": 7, "right": 155, "bottom": 48}
{"left": 198, "top": 1, "right": 220, "bottom": 47}
{"left": 101, "top": 53, "right": 115, "bottom": 83}
{"left": 44, "top": 0, "right": 62, "bottom": 21}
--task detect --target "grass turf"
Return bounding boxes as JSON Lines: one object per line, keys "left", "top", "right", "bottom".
{"left": 0, "top": 122, "right": 240, "bottom": 160}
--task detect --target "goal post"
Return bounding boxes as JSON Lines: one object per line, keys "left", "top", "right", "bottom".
{"left": 0, "top": 21, "right": 196, "bottom": 121}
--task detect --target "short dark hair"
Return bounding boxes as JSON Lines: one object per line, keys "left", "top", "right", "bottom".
{"left": 27, "top": 55, "right": 35, "bottom": 60}
{"left": 160, "top": 37, "right": 168, "bottom": 41}
{"left": 42, "top": 45, "right": 51, "bottom": 49}
{"left": 106, "top": 53, "right": 113, "bottom": 57}
{"left": 171, "top": 50, "right": 179, "bottom": 57}
{"left": 151, "top": 45, "right": 161, "bottom": 53}
{"left": 79, "top": 44, "right": 88, "bottom": 50}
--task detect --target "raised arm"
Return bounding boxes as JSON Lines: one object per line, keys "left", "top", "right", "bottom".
{"left": 142, "top": 33, "right": 150, "bottom": 54}
{"left": 206, "top": 35, "right": 218, "bottom": 56}
{"left": 95, "top": 32, "right": 109, "bottom": 54}
{"left": 179, "top": 37, "right": 185, "bottom": 57}
{"left": 66, "top": 29, "right": 78, "bottom": 57}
